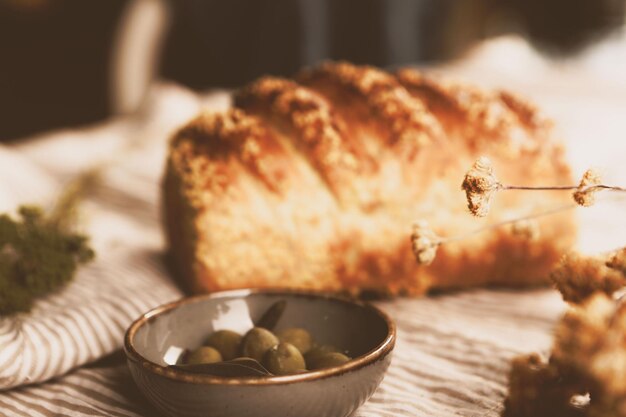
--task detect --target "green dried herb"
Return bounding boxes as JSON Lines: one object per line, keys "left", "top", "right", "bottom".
{"left": 0, "top": 173, "right": 97, "bottom": 315}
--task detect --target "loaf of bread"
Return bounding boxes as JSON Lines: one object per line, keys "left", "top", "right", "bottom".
{"left": 163, "top": 61, "right": 575, "bottom": 295}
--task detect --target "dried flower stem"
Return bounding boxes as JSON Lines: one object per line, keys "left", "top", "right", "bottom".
{"left": 412, "top": 204, "right": 574, "bottom": 265}
{"left": 463, "top": 158, "right": 625, "bottom": 217}
{"left": 418, "top": 157, "right": 626, "bottom": 266}
{"left": 503, "top": 184, "right": 626, "bottom": 192}
{"left": 49, "top": 169, "right": 101, "bottom": 231}
{"left": 444, "top": 204, "right": 574, "bottom": 244}
{"left": 503, "top": 183, "right": 625, "bottom": 210}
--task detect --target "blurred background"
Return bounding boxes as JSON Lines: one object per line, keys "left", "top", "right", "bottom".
{"left": 1, "top": 0, "right": 625, "bottom": 142}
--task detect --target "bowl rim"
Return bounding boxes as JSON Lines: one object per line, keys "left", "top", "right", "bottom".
{"left": 124, "top": 288, "right": 396, "bottom": 385}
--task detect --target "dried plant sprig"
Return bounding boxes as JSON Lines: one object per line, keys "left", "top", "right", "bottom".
{"left": 49, "top": 169, "right": 100, "bottom": 231}
{"left": 502, "top": 353, "right": 584, "bottom": 417}
{"left": 572, "top": 169, "right": 601, "bottom": 207}
{"left": 0, "top": 206, "right": 95, "bottom": 315}
{"left": 607, "top": 248, "right": 626, "bottom": 274}
{"left": 504, "top": 292, "right": 626, "bottom": 417}
{"left": 551, "top": 252, "right": 626, "bottom": 304}
{"left": 462, "top": 158, "right": 626, "bottom": 217}
{"left": 552, "top": 293, "right": 626, "bottom": 416}
{"left": 411, "top": 204, "right": 572, "bottom": 266}
{"left": 461, "top": 156, "right": 502, "bottom": 217}
{"left": 0, "top": 170, "right": 99, "bottom": 315}
{"left": 573, "top": 169, "right": 602, "bottom": 207}
{"left": 410, "top": 221, "right": 441, "bottom": 265}
{"left": 504, "top": 247, "right": 626, "bottom": 417}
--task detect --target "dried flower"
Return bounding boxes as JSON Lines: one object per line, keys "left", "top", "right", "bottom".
{"left": 505, "top": 247, "right": 626, "bottom": 417}
{"left": 551, "top": 252, "right": 626, "bottom": 304}
{"left": 503, "top": 353, "right": 582, "bottom": 417}
{"left": 459, "top": 160, "right": 624, "bottom": 219}
{"left": 605, "top": 247, "right": 626, "bottom": 275}
{"left": 410, "top": 220, "right": 440, "bottom": 265}
{"left": 409, "top": 206, "right": 574, "bottom": 268}
{"left": 461, "top": 156, "right": 502, "bottom": 217}
{"left": 510, "top": 219, "right": 540, "bottom": 241}
{"left": 505, "top": 292, "right": 626, "bottom": 417}
{"left": 573, "top": 169, "right": 602, "bottom": 207}
{"left": 552, "top": 293, "right": 626, "bottom": 416}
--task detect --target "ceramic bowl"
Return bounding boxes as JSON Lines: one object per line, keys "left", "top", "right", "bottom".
{"left": 124, "top": 289, "right": 395, "bottom": 417}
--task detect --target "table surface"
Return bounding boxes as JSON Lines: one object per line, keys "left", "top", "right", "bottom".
{"left": 0, "top": 35, "right": 625, "bottom": 416}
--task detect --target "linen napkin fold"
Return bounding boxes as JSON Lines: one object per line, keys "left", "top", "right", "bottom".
{"left": 0, "top": 84, "right": 228, "bottom": 390}
{"left": 0, "top": 144, "right": 182, "bottom": 390}
{"left": 0, "top": 249, "right": 181, "bottom": 389}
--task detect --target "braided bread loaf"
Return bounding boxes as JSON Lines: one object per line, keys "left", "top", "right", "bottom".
{"left": 163, "top": 62, "right": 575, "bottom": 295}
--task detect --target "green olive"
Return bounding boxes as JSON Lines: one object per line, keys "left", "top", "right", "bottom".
{"left": 241, "top": 327, "right": 279, "bottom": 362}
{"left": 276, "top": 328, "right": 313, "bottom": 355}
{"left": 306, "top": 350, "right": 350, "bottom": 370}
{"left": 304, "top": 344, "right": 339, "bottom": 367}
{"left": 205, "top": 330, "right": 242, "bottom": 360}
{"left": 262, "top": 342, "right": 306, "bottom": 375}
{"left": 186, "top": 346, "right": 223, "bottom": 365}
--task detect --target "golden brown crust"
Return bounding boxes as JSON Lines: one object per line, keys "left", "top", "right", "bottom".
{"left": 163, "top": 162, "right": 201, "bottom": 293}
{"left": 163, "top": 61, "right": 576, "bottom": 296}
{"left": 396, "top": 68, "right": 552, "bottom": 153}
{"left": 171, "top": 109, "right": 290, "bottom": 194}
{"left": 298, "top": 62, "right": 444, "bottom": 159}
{"left": 498, "top": 90, "right": 549, "bottom": 131}
{"left": 234, "top": 77, "right": 361, "bottom": 201}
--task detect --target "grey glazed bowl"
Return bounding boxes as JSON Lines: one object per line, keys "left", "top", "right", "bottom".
{"left": 124, "top": 289, "right": 395, "bottom": 417}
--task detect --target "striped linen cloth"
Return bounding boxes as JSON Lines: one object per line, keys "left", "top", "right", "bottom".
{"left": 0, "top": 290, "right": 565, "bottom": 417}
{"left": 1, "top": 37, "right": 625, "bottom": 416}
{"left": 0, "top": 82, "right": 225, "bottom": 389}
{"left": 0, "top": 248, "right": 180, "bottom": 389}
